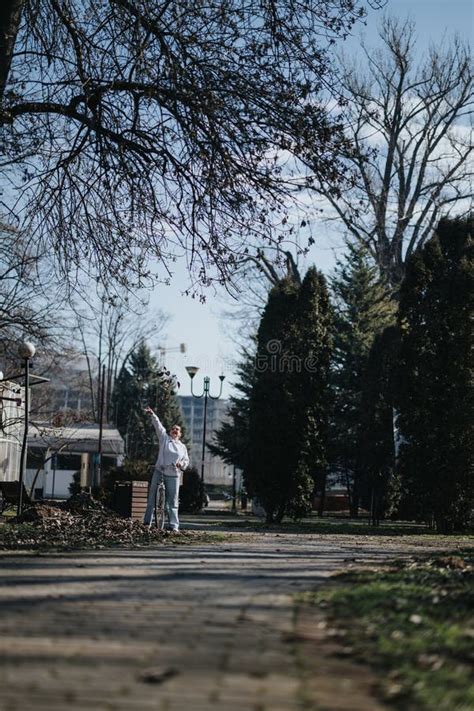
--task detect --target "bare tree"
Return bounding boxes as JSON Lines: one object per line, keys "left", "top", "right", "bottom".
{"left": 74, "top": 293, "right": 169, "bottom": 422}
{"left": 312, "top": 16, "right": 473, "bottom": 286}
{"left": 0, "top": 0, "right": 383, "bottom": 292}
{"left": 221, "top": 246, "right": 304, "bottom": 343}
{"left": 26, "top": 414, "right": 88, "bottom": 497}
{"left": 0, "top": 221, "right": 66, "bottom": 369}
{"left": 0, "top": 1, "right": 23, "bottom": 101}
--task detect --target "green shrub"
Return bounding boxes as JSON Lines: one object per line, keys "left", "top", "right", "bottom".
{"left": 179, "top": 467, "right": 204, "bottom": 513}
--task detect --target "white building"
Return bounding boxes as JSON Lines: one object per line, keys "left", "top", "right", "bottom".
{"left": 0, "top": 380, "right": 24, "bottom": 482}
{"left": 26, "top": 423, "right": 125, "bottom": 499}
{"left": 178, "top": 396, "right": 232, "bottom": 487}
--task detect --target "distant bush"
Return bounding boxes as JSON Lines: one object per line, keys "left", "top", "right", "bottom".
{"left": 179, "top": 467, "right": 204, "bottom": 513}
{"left": 68, "top": 471, "right": 82, "bottom": 497}
{"left": 69, "top": 459, "right": 152, "bottom": 504}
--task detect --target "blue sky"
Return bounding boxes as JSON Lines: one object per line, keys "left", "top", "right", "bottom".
{"left": 150, "top": 0, "right": 473, "bottom": 399}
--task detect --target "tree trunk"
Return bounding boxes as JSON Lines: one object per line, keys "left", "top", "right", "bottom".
{"left": 275, "top": 503, "right": 286, "bottom": 524}
{"left": 28, "top": 448, "right": 50, "bottom": 499}
{"left": 265, "top": 510, "right": 274, "bottom": 524}
{"left": 349, "top": 492, "right": 359, "bottom": 518}
{"left": 350, "top": 468, "right": 361, "bottom": 518}
{"left": 317, "top": 474, "right": 327, "bottom": 518}
{"left": 370, "top": 485, "right": 380, "bottom": 526}
{"left": 0, "top": 0, "right": 24, "bottom": 105}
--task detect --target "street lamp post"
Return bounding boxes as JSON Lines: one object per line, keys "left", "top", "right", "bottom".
{"left": 18, "top": 341, "right": 36, "bottom": 516}
{"left": 185, "top": 367, "right": 225, "bottom": 489}
{"left": 95, "top": 363, "right": 106, "bottom": 490}
{"left": 232, "top": 465, "right": 237, "bottom": 514}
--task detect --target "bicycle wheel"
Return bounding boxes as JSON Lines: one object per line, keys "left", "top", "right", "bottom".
{"left": 154, "top": 481, "right": 166, "bottom": 530}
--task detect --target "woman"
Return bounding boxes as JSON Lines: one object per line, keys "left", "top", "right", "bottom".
{"left": 143, "top": 405, "right": 189, "bottom": 531}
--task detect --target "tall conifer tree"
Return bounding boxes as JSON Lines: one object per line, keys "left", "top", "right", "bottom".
{"left": 396, "top": 216, "right": 473, "bottom": 532}
{"left": 289, "top": 268, "right": 333, "bottom": 518}
{"left": 248, "top": 269, "right": 333, "bottom": 522}
{"left": 248, "top": 278, "right": 300, "bottom": 522}
{"left": 329, "top": 243, "right": 396, "bottom": 514}
{"left": 358, "top": 325, "right": 400, "bottom": 523}
{"left": 113, "top": 342, "right": 185, "bottom": 464}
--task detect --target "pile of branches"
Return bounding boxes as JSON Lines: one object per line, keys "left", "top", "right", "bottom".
{"left": 0, "top": 493, "right": 177, "bottom": 550}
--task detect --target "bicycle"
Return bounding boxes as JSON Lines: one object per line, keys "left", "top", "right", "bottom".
{"left": 150, "top": 468, "right": 166, "bottom": 530}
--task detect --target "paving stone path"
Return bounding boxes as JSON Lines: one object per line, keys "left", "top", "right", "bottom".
{"left": 0, "top": 526, "right": 455, "bottom": 711}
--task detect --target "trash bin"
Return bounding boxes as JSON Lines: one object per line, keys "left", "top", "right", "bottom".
{"left": 113, "top": 481, "right": 149, "bottom": 521}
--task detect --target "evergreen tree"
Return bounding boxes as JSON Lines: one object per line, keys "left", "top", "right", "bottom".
{"left": 247, "top": 269, "right": 333, "bottom": 522}
{"left": 113, "top": 342, "right": 186, "bottom": 465}
{"left": 396, "top": 216, "right": 473, "bottom": 533}
{"left": 247, "top": 278, "right": 300, "bottom": 522}
{"left": 179, "top": 467, "right": 204, "bottom": 513}
{"left": 358, "top": 326, "right": 400, "bottom": 524}
{"left": 329, "top": 243, "right": 396, "bottom": 515}
{"left": 289, "top": 268, "right": 333, "bottom": 518}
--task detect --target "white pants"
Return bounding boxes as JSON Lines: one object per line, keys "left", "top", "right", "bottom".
{"left": 144, "top": 469, "right": 180, "bottom": 530}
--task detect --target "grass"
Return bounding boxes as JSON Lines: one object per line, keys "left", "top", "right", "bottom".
{"left": 297, "top": 549, "right": 474, "bottom": 710}
{"left": 2, "top": 507, "right": 473, "bottom": 551}
{"left": 209, "top": 512, "right": 474, "bottom": 538}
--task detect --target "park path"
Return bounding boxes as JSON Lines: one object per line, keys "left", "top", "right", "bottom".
{"left": 0, "top": 528, "right": 442, "bottom": 711}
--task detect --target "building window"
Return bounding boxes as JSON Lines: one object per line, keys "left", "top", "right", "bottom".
{"left": 55, "top": 453, "right": 82, "bottom": 471}
{"left": 26, "top": 448, "right": 44, "bottom": 469}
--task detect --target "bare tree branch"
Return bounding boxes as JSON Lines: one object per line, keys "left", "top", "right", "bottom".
{"left": 0, "top": 0, "right": 375, "bottom": 293}
{"left": 310, "top": 16, "right": 472, "bottom": 286}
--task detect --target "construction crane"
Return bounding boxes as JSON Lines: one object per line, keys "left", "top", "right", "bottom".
{"left": 157, "top": 343, "right": 186, "bottom": 364}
